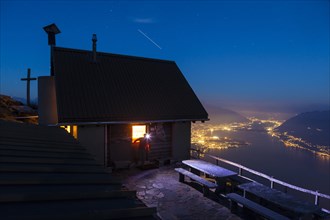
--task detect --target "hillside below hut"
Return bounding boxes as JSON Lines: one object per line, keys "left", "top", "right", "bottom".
{"left": 0, "top": 95, "right": 37, "bottom": 124}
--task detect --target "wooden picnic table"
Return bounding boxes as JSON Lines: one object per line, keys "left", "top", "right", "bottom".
{"left": 182, "top": 159, "right": 237, "bottom": 178}
{"left": 182, "top": 159, "right": 237, "bottom": 193}
{"left": 238, "top": 182, "right": 322, "bottom": 218}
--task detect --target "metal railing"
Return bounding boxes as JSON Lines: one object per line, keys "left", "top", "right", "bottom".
{"left": 190, "top": 148, "right": 330, "bottom": 213}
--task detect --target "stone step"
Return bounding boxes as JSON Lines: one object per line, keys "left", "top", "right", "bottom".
{"left": 0, "top": 122, "right": 62, "bottom": 132}
{"left": 0, "top": 173, "right": 122, "bottom": 185}
{"left": 0, "top": 163, "right": 106, "bottom": 173}
{"left": 0, "top": 133, "right": 77, "bottom": 144}
{"left": 0, "top": 156, "right": 99, "bottom": 165}
{"left": 0, "top": 136, "right": 78, "bottom": 149}
{"left": 0, "top": 149, "right": 93, "bottom": 159}
{"left": 0, "top": 140, "right": 85, "bottom": 151}
{"left": 0, "top": 127, "right": 72, "bottom": 138}
{"left": 0, "top": 144, "right": 88, "bottom": 154}
{"left": 0, "top": 185, "right": 135, "bottom": 202}
{"left": 1, "top": 198, "right": 156, "bottom": 220}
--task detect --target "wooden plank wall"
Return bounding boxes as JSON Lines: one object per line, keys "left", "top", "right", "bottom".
{"left": 148, "top": 123, "right": 172, "bottom": 160}
{"left": 106, "top": 123, "right": 172, "bottom": 166}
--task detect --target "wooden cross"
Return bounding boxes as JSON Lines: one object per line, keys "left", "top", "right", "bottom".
{"left": 21, "top": 68, "right": 37, "bottom": 106}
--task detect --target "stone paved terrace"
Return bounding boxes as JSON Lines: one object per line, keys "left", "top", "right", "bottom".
{"left": 114, "top": 163, "right": 242, "bottom": 220}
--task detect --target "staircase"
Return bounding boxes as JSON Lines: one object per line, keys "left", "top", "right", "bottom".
{"left": 0, "top": 120, "right": 157, "bottom": 220}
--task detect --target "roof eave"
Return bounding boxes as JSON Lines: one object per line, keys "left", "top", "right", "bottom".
{"left": 49, "top": 118, "right": 209, "bottom": 126}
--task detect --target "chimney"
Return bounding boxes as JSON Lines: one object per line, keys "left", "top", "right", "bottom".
{"left": 43, "top": 23, "right": 61, "bottom": 76}
{"left": 92, "top": 34, "right": 97, "bottom": 62}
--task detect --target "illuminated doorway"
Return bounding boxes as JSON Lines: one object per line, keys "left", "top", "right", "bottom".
{"left": 132, "top": 125, "right": 146, "bottom": 143}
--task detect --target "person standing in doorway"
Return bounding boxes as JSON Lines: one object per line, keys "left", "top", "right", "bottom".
{"left": 134, "top": 134, "right": 150, "bottom": 166}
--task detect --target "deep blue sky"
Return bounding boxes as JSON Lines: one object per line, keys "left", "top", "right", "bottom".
{"left": 1, "top": 0, "right": 329, "bottom": 114}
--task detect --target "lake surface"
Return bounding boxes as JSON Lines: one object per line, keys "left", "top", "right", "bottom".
{"left": 192, "top": 127, "right": 330, "bottom": 209}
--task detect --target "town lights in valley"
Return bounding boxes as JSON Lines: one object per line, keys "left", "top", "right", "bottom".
{"left": 191, "top": 118, "right": 329, "bottom": 159}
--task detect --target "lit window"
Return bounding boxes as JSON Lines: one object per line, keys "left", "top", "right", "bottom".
{"left": 72, "top": 125, "right": 78, "bottom": 139}
{"left": 60, "top": 125, "right": 78, "bottom": 139}
{"left": 132, "top": 125, "right": 146, "bottom": 143}
{"left": 60, "top": 125, "right": 70, "bottom": 133}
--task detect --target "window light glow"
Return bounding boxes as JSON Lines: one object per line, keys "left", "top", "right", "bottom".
{"left": 60, "top": 125, "right": 78, "bottom": 139}
{"left": 60, "top": 125, "right": 70, "bottom": 133}
{"left": 132, "top": 125, "right": 146, "bottom": 143}
{"left": 72, "top": 125, "right": 78, "bottom": 139}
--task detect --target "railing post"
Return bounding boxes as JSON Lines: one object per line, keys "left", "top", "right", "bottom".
{"left": 216, "top": 159, "right": 219, "bottom": 166}
{"left": 315, "top": 191, "right": 319, "bottom": 205}
{"left": 238, "top": 167, "right": 242, "bottom": 176}
{"left": 270, "top": 176, "right": 274, "bottom": 189}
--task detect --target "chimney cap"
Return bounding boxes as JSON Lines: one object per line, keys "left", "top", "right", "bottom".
{"left": 92, "top": 34, "right": 97, "bottom": 42}
{"left": 43, "top": 23, "right": 61, "bottom": 34}
{"left": 92, "top": 34, "right": 97, "bottom": 62}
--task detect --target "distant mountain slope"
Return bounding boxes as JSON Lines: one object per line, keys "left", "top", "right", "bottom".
{"left": 205, "top": 105, "right": 249, "bottom": 124}
{"left": 275, "top": 110, "right": 330, "bottom": 146}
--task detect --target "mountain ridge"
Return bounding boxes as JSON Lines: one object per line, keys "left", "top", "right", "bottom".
{"left": 275, "top": 110, "right": 330, "bottom": 146}
{"left": 204, "top": 104, "right": 249, "bottom": 124}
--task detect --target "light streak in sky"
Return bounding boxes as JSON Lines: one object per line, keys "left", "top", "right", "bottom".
{"left": 137, "top": 29, "right": 162, "bottom": 50}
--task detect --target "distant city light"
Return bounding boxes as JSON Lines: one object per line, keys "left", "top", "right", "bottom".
{"left": 191, "top": 117, "right": 329, "bottom": 159}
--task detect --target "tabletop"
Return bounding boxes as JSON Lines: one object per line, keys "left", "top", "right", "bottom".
{"left": 238, "top": 182, "right": 321, "bottom": 215}
{"left": 182, "top": 159, "right": 237, "bottom": 178}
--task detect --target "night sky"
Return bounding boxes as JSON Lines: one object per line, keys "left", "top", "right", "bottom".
{"left": 0, "top": 1, "right": 329, "bottom": 114}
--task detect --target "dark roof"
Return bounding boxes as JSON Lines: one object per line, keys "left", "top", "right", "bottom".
{"left": 54, "top": 47, "right": 208, "bottom": 123}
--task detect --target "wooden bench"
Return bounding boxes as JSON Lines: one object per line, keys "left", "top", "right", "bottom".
{"left": 238, "top": 182, "right": 322, "bottom": 219}
{"left": 227, "top": 193, "right": 289, "bottom": 220}
{"left": 174, "top": 168, "right": 217, "bottom": 196}
{"left": 313, "top": 209, "right": 330, "bottom": 220}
